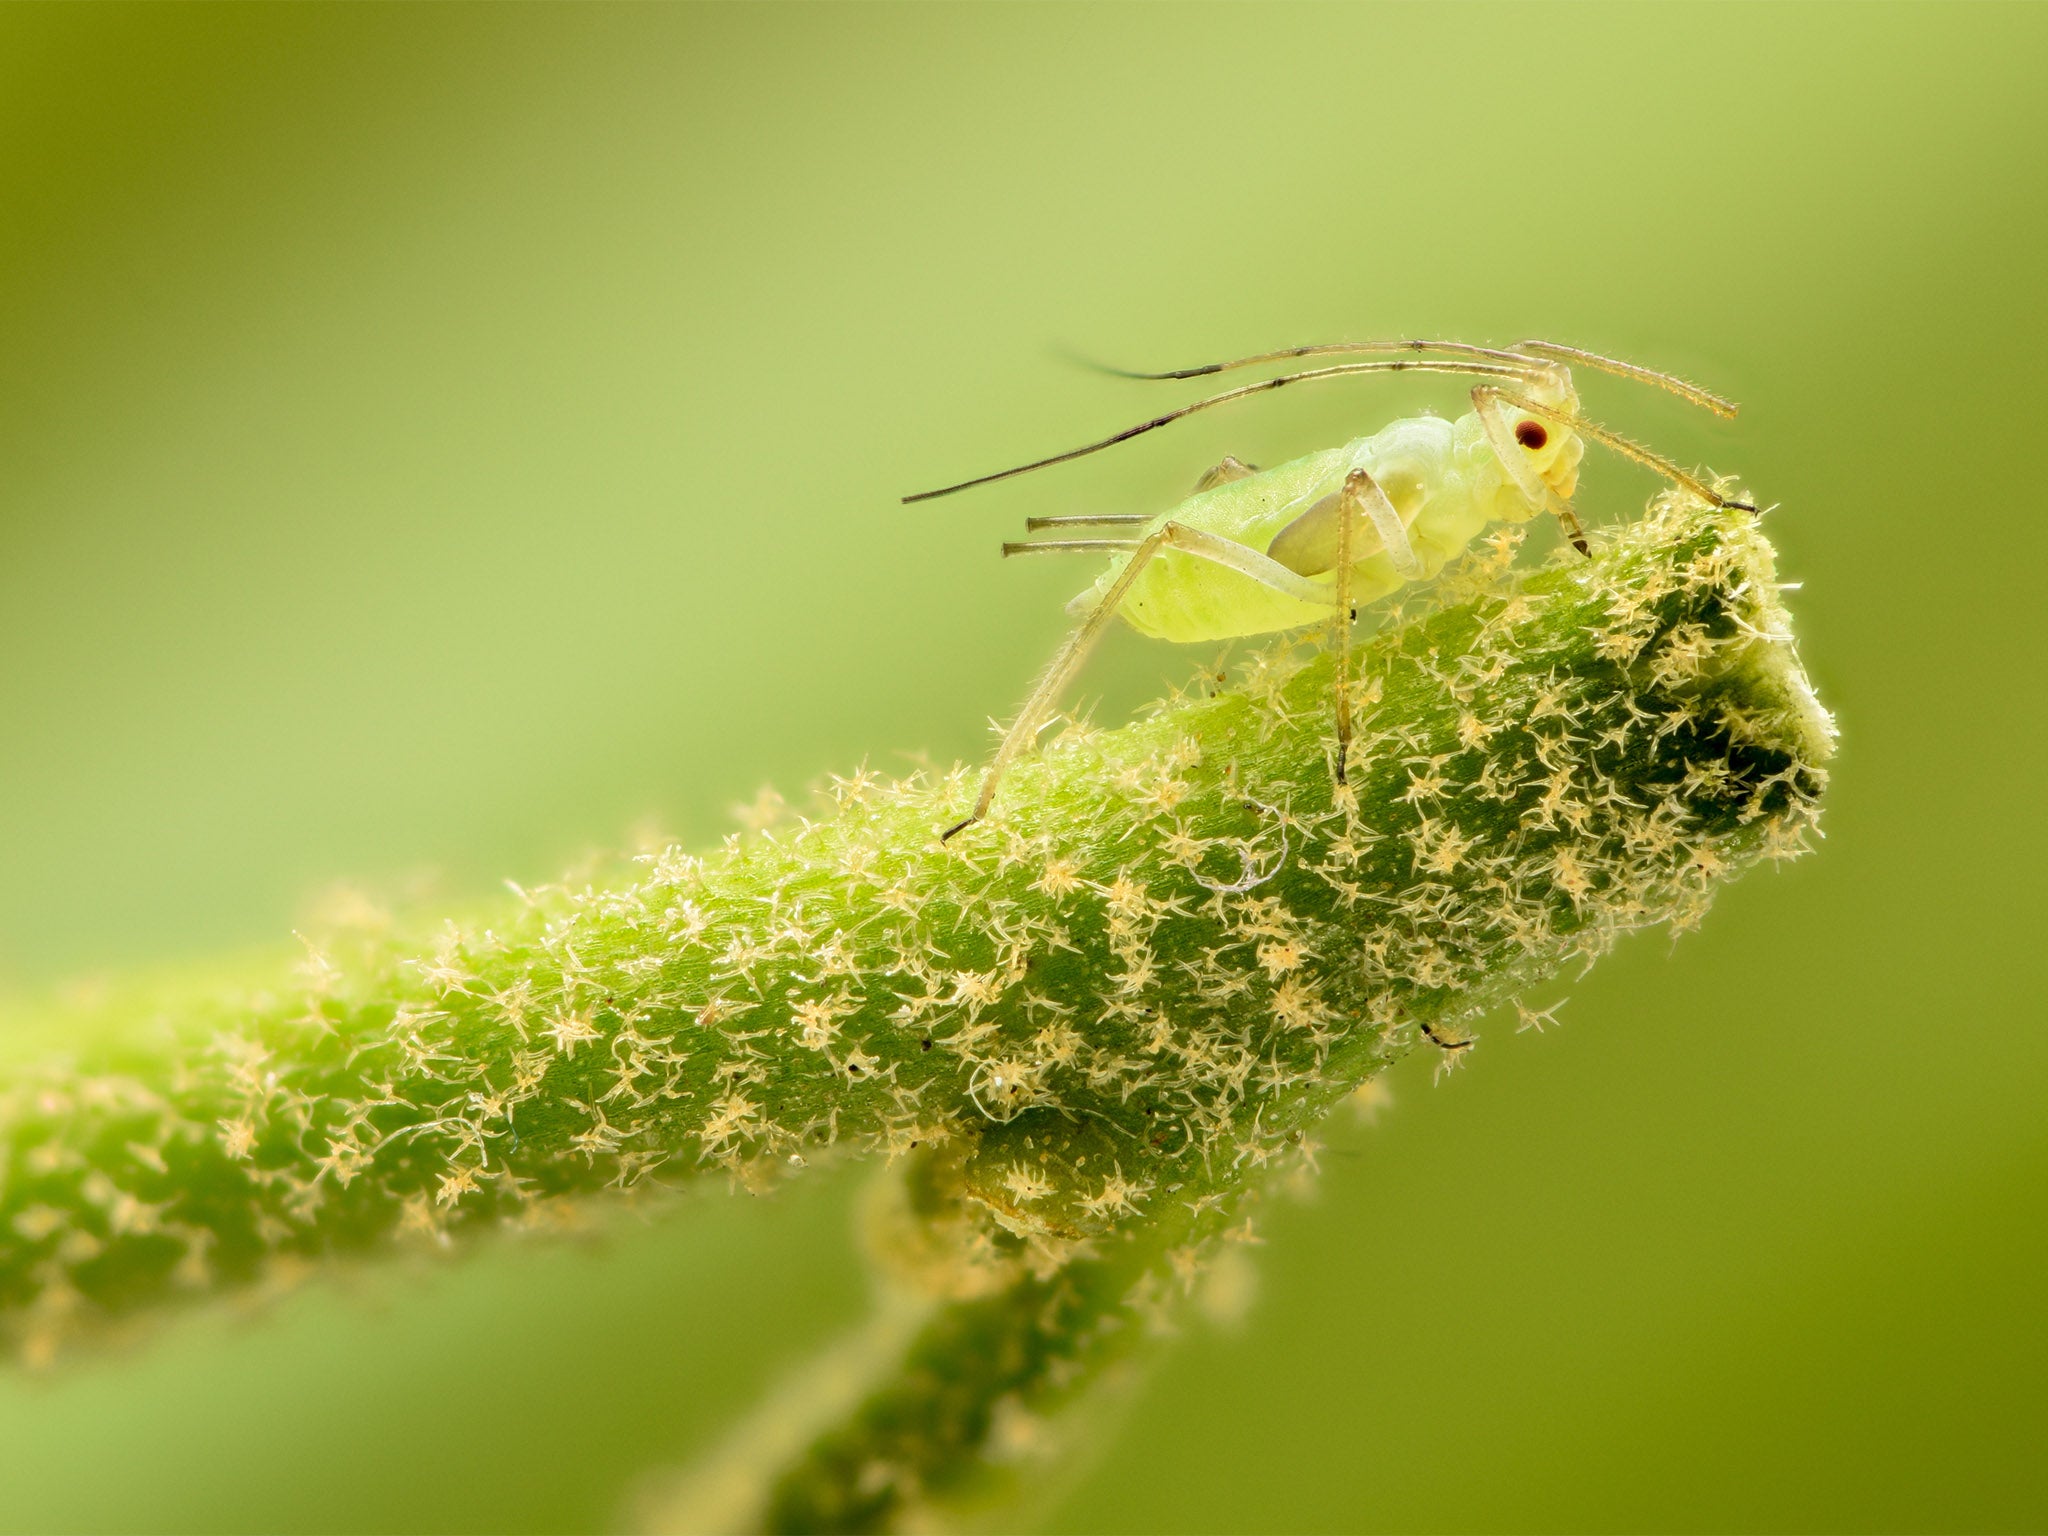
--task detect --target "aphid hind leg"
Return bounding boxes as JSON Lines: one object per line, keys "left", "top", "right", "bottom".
{"left": 942, "top": 524, "right": 1339, "bottom": 841}
{"left": 1192, "top": 455, "right": 1260, "bottom": 492}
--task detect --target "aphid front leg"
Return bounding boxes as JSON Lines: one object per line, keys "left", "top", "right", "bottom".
{"left": 1471, "top": 385, "right": 1592, "bottom": 556}
{"left": 1473, "top": 385, "right": 1756, "bottom": 558}
{"left": 943, "top": 523, "right": 1339, "bottom": 841}
{"left": 1501, "top": 387, "right": 1755, "bottom": 512}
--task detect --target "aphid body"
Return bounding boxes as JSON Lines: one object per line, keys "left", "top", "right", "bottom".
{"left": 1075, "top": 401, "right": 1582, "bottom": 646}
{"left": 908, "top": 339, "right": 1747, "bottom": 839}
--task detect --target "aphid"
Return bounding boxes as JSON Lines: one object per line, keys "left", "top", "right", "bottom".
{"left": 907, "top": 338, "right": 1750, "bottom": 840}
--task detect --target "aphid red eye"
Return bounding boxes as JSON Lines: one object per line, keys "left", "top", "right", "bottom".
{"left": 1514, "top": 420, "right": 1549, "bottom": 450}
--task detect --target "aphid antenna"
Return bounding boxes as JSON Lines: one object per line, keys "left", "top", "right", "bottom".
{"left": 1081, "top": 336, "right": 1737, "bottom": 421}
{"left": 1072, "top": 337, "right": 1543, "bottom": 383}
{"left": 1506, "top": 340, "right": 1739, "bottom": 418}
{"left": 902, "top": 357, "right": 1534, "bottom": 503}
{"left": 912, "top": 357, "right": 1747, "bottom": 517}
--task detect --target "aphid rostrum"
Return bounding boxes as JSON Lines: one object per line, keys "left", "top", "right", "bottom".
{"left": 906, "top": 338, "right": 1751, "bottom": 840}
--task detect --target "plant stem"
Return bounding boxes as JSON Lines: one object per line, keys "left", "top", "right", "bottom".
{"left": 0, "top": 494, "right": 1831, "bottom": 1531}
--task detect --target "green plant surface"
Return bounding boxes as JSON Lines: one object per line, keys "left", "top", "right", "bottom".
{"left": 1, "top": 495, "right": 1828, "bottom": 1530}
{"left": 4, "top": 7, "right": 2044, "bottom": 1533}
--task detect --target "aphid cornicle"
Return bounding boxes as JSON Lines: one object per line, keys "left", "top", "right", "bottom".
{"left": 907, "top": 338, "right": 1751, "bottom": 840}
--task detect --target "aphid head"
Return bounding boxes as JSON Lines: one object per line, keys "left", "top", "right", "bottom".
{"left": 1511, "top": 369, "right": 1585, "bottom": 502}
{"left": 1511, "top": 413, "right": 1585, "bottom": 500}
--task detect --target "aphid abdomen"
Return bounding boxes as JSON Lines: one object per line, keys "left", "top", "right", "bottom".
{"left": 1113, "top": 545, "right": 1332, "bottom": 643}
{"left": 1074, "top": 441, "right": 1362, "bottom": 645}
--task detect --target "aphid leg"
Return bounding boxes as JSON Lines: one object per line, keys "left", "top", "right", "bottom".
{"left": 1507, "top": 388, "right": 1746, "bottom": 508}
{"left": 943, "top": 524, "right": 1339, "bottom": 840}
{"left": 1151, "top": 524, "right": 1350, "bottom": 602}
{"left": 1471, "top": 385, "right": 1585, "bottom": 549}
{"left": 1471, "top": 386, "right": 1593, "bottom": 556}
{"left": 1347, "top": 467, "right": 1420, "bottom": 579}
{"left": 1324, "top": 466, "right": 1406, "bottom": 783}
{"left": 1482, "top": 385, "right": 1755, "bottom": 520}
{"left": 1330, "top": 474, "right": 1355, "bottom": 783}
{"left": 1192, "top": 455, "right": 1260, "bottom": 492}
{"left": 1418, "top": 1019, "right": 1475, "bottom": 1054}
{"left": 1268, "top": 470, "right": 1418, "bottom": 581}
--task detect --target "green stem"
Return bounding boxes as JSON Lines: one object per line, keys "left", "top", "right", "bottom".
{"left": 1, "top": 495, "right": 1830, "bottom": 1529}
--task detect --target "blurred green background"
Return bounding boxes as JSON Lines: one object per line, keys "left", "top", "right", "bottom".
{"left": 1, "top": 4, "right": 2043, "bottom": 1531}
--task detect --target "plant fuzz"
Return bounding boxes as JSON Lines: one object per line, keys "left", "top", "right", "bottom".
{"left": 0, "top": 492, "right": 1832, "bottom": 1533}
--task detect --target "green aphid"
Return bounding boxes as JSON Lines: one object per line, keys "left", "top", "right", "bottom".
{"left": 906, "top": 338, "right": 1751, "bottom": 839}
